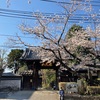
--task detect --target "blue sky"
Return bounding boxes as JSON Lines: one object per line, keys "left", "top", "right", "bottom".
{"left": 0, "top": 0, "right": 99, "bottom": 52}
{"left": 0, "top": 0, "right": 60, "bottom": 50}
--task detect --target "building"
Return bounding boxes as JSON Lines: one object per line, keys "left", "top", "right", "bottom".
{"left": 20, "top": 47, "right": 100, "bottom": 89}
{"left": 20, "top": 47, "right": 60, "bottom": 90}
{"left": 0, "top": 72, "right": 21, "bottom": 90}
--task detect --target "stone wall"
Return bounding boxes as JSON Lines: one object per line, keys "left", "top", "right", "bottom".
{"left": 0, "top": 80, "right": 21, "bottom": 90}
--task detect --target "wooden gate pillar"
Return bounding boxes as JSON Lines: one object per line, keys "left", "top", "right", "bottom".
{"left": 55, "top": 69, "right": 59, "bottom": 89}
{"left": 33, "top": 68, "right": 39, "bottom": 90}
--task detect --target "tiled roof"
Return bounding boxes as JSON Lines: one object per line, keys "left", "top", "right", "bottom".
{"left": 20, "top": 47, "right": 56, "bottom": 62}
{"left": 20, "top": 70, "right": 33, "bottom": 75}
{"left": 2, "top": 72, "right": 21, "bottom": 77}
{"left": 20, "top": 47, "right": 41, "bottom": 60}
{"left": 71, "top": 64, "right": 100, "bottom": 71}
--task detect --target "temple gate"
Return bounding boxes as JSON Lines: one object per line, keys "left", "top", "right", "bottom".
{"left": 20, "top": 48, "right": 60, "bottom": 90}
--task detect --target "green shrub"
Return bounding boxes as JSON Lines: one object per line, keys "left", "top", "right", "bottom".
{"left": 77, "top": 78, "right": 87, "bottom": 95}
{"left": 86, "top": 86, "right": 100, "bottom": 95}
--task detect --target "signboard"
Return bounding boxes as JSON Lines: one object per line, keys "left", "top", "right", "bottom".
{"left": 66, "top": 82, "right": 78, "bottom": 94}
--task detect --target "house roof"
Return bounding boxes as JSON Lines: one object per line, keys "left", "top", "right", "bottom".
{"left": 20, "top": 47, "right": 100, "bottom": 71}
{"left": 71, "top": 64, "right": 100, "bottom": 71}
{"left": 2, "top": 72, "right": 21, "bottom": 77}
{"left": 1, "top": 72, "right": 21, "bottom": 80}
{"left": 20, "top": 47, "right": 57, "bottom": 64}
{"left": 20, "top": 70, "right": 33, "bottom": 76}
{"left": 20, "top": 47, "right": 41, "bottom": 60}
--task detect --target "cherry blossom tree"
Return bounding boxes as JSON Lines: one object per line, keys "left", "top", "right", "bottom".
{"left": 0, "top": 49, "right": 7, "bottom": 80}
{"left": 0, "top": 49, "right": 7, "bottom": 69}
{"left": 9, "top": 0, "right": 100, "bottom": 73}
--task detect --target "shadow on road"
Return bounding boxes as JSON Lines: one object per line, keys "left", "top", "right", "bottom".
{"left": 0, "top": 90, "right": 34, "bottom": 100}
{"left": 0, "top": 89, "right": 59, "bottom": 100}
{"left": 0, "top": 92, "right": 8, "bottom": 98}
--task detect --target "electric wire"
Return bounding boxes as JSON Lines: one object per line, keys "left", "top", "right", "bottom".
{"left": 0, "top": 8, "right": 99, "bottom": 23}
{"left": 0, "top": 0, "right": 100, "bottom": 48}
{"left": 0, "top": 34, "right": 34, "bottom": 39}
{"left": 41, "top": 0, "right": 100, "bottom": 7}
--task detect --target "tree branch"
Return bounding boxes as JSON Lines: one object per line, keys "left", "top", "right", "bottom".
{"left": 63, "top": 46, "right": 81, "bottom": 62}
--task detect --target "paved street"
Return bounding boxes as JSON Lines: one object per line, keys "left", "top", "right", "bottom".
{"left": 0, "top": 90, "right": 59, "bottom": 100}
{"left": 0, "top": 92, "right": 8, "bottom": 98}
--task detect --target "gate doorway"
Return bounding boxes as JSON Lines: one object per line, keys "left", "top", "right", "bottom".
{"left": 22, "top": 76, "right": 33, "bottom": 90}
{"left": 20, "top": 48, "right": 60, "bottom": 90}
{"left": 21, "top": 64, "right": 59, "bottom": 90}
{"left": 38, "top": 69, "right": 56, "bottom": 89}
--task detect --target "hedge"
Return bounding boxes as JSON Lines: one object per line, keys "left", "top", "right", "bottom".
{"left": 86, "top": 86, "right": 100, "bottom": 95}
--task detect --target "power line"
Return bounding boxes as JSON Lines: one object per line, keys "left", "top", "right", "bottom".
{"left": 0, "top": 8, "right": 100, "bottom": 23}
{"left": 0, "top": 8, "right": 33, "bottom": 14}
{"left": 0, "top": 13, "right": 35, "bottom": 20}
{"left": 0, "top": 8, "right": 90, "bottom": 17}
{"left": 0, "top": 45, "right": 26, "bottom": 49}
{"left": 1, "top": 8, "right": 94, "bottom": 17}
{"left": 41, "top": 0, "right": 100, "bottom": 7}
{"left": 0, "top": 7, "right": 99, "bottom": 17}
{"left": 41, "top": 0, "right": 100, "bottom": 5}
{"left": 0, "top": 34, "right": 34, "bottom": 39}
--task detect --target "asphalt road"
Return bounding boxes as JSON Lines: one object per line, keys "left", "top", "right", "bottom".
{"left": 0, "top": 90, "right": 59, "bottom": 100}
{"left": 0, "top": 92, "right": 8, "bottom": 98}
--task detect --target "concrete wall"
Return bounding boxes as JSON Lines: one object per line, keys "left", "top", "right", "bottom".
{"left": 0, "top": 80, "right": 21, "bottom": 90}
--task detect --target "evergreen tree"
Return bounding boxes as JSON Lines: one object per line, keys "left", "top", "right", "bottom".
{"left": 7, "top": 49, "right": 24, "bottom": 68}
